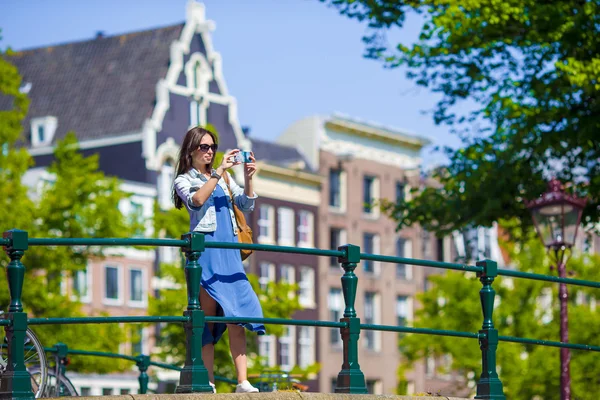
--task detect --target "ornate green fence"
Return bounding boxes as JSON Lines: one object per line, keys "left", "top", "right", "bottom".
{"left": 1, "top": 228, "right": 599, "bottom": 399}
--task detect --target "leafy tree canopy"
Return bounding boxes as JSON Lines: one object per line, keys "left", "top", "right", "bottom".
{"left": 398, "top": 236, "right": 600, "bottom": 399}
{"left": 321, "top": 0, "right": 599, "bottom": 236}
{"left": 0, "top": 49, "right": 140, "bottom": 373}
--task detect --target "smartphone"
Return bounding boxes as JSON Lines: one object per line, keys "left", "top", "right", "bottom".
{"left": 234, "top": 151, "right": 252, "bottom": 164}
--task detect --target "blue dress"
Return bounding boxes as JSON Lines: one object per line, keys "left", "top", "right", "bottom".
{"left": 199, "top": 184, "right": 266, "bottom": 346}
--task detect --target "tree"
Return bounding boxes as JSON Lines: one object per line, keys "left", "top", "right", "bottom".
{"left": 398, "top": 237, "right": 600, "bottom": 399}
{"left": 1, "top": 47, "right": 140, "bottom": 372}
{"left": 320, "top": 0, "right": 600, "bottom": 236}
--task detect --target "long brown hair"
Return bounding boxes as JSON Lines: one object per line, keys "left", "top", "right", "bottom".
{"left": 172, "top": 126, "right": 219, "bottom": 209}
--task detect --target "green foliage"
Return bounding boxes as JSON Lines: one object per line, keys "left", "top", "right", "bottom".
{"left": 321, "top": 0, "right": 600, "bottom": 236}
{"left": 398, "top": 239, "right": 600, "bottom": 399}
{"left": 0, "top": 52, "right": 138, "bottom": 372}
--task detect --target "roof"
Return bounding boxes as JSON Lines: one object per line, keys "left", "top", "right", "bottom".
{"left": 250, "top": 137, "right": 314, "bottom": 172}
{"left": 329, "top": 112, "right": 431, "bottom": 147}
{"left": 4, "top": 23, "right": 184, "bottom": 145}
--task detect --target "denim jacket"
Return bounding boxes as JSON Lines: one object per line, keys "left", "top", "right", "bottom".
{"left": 173, "top": 168, "right": 257, "bottom": 233}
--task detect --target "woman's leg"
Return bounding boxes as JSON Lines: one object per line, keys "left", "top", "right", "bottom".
{"left": 200, "top": 287, "right": 217, "bottom": 383}
{"left": 227, "top": 324, "right": 248, "bottom": 383}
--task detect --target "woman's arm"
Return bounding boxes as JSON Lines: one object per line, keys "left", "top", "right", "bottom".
{"left": 189, "top": 149, "right": 239, "bottom": 207}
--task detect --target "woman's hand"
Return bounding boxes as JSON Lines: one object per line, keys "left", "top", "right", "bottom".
{"left": 218, "top": 149, "right": 240, "bottom": 175}
{"left": 244, "top": 152, "right": 256, "bottom": 180}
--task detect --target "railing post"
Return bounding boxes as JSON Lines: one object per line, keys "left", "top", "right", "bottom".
{"left": 54, "top": 343, "right": 69, "bottom": 397}
{"left": 136, "top": 355, "right": 150, "bottom": 394}
{"left": 335, "top": 244, "right": 367, "bottom": 394}
{"left": 176, "top": 232, "right": 212, "bottom": 393}
{"left": 0, "top": 229, "right": 34, "bottom": 400}
{"left": 475, "top": 260, "right": 506, "bottom": 400}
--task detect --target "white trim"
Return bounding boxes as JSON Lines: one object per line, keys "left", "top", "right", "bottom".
{"left": 71, "top": 264, "right": 92, "bottom": 304}
{"left": 145, "top": 0, "right": 248, "bottom": 171}
{"left": 28, "top": 132, "right": 143, "bottom": 156}
{"left": 127, "top": 266, "right": 148, "bottom": 308}
{"left": 30, "top": 116, "right": 57, "bottom": 148}
{"left": 298, "top": 266, "right": 315, "bottom": 308}
{"left": 103, "top": 264, "right": 124, "bottom": 306}
{"left": 279, "top": 326, "right": 296, "bottom": 372}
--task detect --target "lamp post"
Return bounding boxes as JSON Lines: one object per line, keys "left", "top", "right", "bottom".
{"left": 526, "top": 179, "right": 587, "bottom": 400}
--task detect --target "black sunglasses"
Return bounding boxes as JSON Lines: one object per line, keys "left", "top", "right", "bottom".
{"left": 198, "top": 144, "right": 218, "bottom": 152}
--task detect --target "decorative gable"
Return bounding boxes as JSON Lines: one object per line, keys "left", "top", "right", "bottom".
{"left": 30, "top": 116, "right": 58, "bottom": 148}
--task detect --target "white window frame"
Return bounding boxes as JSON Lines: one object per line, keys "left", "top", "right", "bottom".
{"left": 328, "top": 288, "right": 343, "bottom": 347}
{"left": 259, "top": 262, "right": 275, "bottom": 292}
{"left": 297, "top": 210, "right": 314, "bottom": 248}
{"left": 298, "top": 266, "right": 315, "bottom": 308}
{"left": 363, "top": 292, "right": 381, "bottom": 351}
{"left": 362, "top": 233, "right": 381, "bottom": 275}
{"left": 277, "top": 207, "right": 295, "bottom": 246}
{"left": 72, "top": 264, "right": 92, "bottom": 303}
{"left": 30, "top": 116, "right": 57, "bottom": 147}
{"left": 298, "top": 326, "right": 316, "bottom": 368}
{"left": 330, "top": 228, "right": 347, "bottom": 270}
{"left": 103, "top": 264, "right": 124, "bottom": 306}
{"left": 258, "top": 335, "right": 276, "bottom": 367}
{"left": 128, "top": 267, "right": 147, "bottom": 308}
{"left": 257, "top": 204, "right": 275, "bottom": 244}
{"left": 158, "top": 160, "right": 175, "bottom": 210}
{"left": 279, "top": 326, "right": 296, "bottom": 371}
{"left": 396, "top": 295, "right": 413, "bottom": 327}
{"left": 279, "top": 264, "right": 295, "bottom": 300}
{"left": 362, "top": 175, "right": 380, "bottom": 218}
{"left": 396, "top": 238, "right": 414, "bottom": 280}
{"left": 329, "top": 169, "right": 347, "bottom": 213}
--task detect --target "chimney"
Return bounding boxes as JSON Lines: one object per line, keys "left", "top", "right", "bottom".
{"left": 95, "top": 31, "right": 105, "bottom": 39}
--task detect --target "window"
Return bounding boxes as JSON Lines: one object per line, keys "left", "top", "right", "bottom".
{"left": 362, "top": 233, "right": 380, "bottom": 274}
{"left": 279, "top": 264, "right": 295, "bottom": 299}
{"left": 298, "top": 267, "right": 315, "bottom": 308}
{"left": 104, "top": 265, "right": 121, "bottom": 304}
{"left": 298, "top": 327, "right": 315, "bottom": 368}
{"left": 80, "top": 388, "right": 91, "bottom": 396}
{"left": 363, "top": 176, "right": 375, "bottom": 213}
{"left": 396, "top": 296, "right": 412, "bottom": 334}
{"left": 131, "top": 326, "right": 144, "bottom": 355}
{"left": 366, "top": 380, "right": 382, "bottom": 395}
{"left": 158, "top": 160, "right": 175, "bottom": 209}
{"left": 436, "top": 237, "right": 445, "bottom": 262}
{"left": 277, "top": 207, "right": 294, "bottom": 246}
{"left": 129, "top": 268, "right": 144, "bottom": 304}
{"left": 396, "top": 238, "right": 413, "bottom": 280}
{"left": 258, "top": 335, "right": 276, "bottom": 367}
{"left": 120, "top": 389, "right": 131, "bottom": 395}
{"left": 257, "top": 205, "right": 275, "bottom": 244}
{"left": 329, "top": 288, "right": 343, "bottom": 346}
{"left": 259, "top": 262, "right": 275, "bottom": 292}
{"left": 329, "top": 169, "right": 341, "bottom": 208}
{"left": 190, "top": 100, "right": 200, "bottom": 127}
{"left": 279, "top": 326, "right": 296, "bottom": 371}
{"left": 37, "top": 125, "right": 45, "bottom": 143}
{"left": 297, "top": 210, "right": 314, "bottom": 247}
{"left": 72, "top": 265, "right": 91, "bottom": 303}
{"left": 396, "top": 181, "right": 405, "bottom": 203}
{"left": 102, "top": 388, "right": 113, "bottom": 396}
{"left": 483, "top": 229, "right": 492, "bottom": 259}
{"left": 363, "top": 292, "right": 380, "bottom": 351}
{"left": 422, "top": 229, "right": 432, "bottom": 259}
{"left": 129, "top": 200, "right": 145, "bottom": 237}
{"left": 329, "top": 228, "right": 346, "bottom": 269}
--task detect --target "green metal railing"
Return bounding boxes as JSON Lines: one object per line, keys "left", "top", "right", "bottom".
{"left": 1, "top": 228, "right": 599, "bottom": 399}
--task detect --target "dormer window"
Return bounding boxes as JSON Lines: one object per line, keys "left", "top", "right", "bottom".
{"left": 30, "top": 116, "right": 57, "bottom": 147}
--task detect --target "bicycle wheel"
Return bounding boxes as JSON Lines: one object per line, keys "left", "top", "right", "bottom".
{"left": 43, "top": 370, "right": 79, "bottom": 397}
{"left": 0, "top": 328, "right": 48, "bottom": 398}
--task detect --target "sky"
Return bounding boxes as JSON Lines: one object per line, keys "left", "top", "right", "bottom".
{"left": 0, "top": 0, "right": 464, "bottom": 167}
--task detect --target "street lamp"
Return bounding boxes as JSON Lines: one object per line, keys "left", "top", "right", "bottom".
{"left": 526, "top": 179, "right": 587, "bottom": 400}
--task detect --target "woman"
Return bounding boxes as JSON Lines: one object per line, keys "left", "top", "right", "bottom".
{"left": 173, "top": 126, "right": 264, "bottom": 393}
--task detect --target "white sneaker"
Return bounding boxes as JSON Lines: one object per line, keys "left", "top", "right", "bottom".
{"left": 235, "top": 380, "right": 259, "bottom": 393}
{"left": 209, "top": 382, "right": 216, "bottom": 393}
